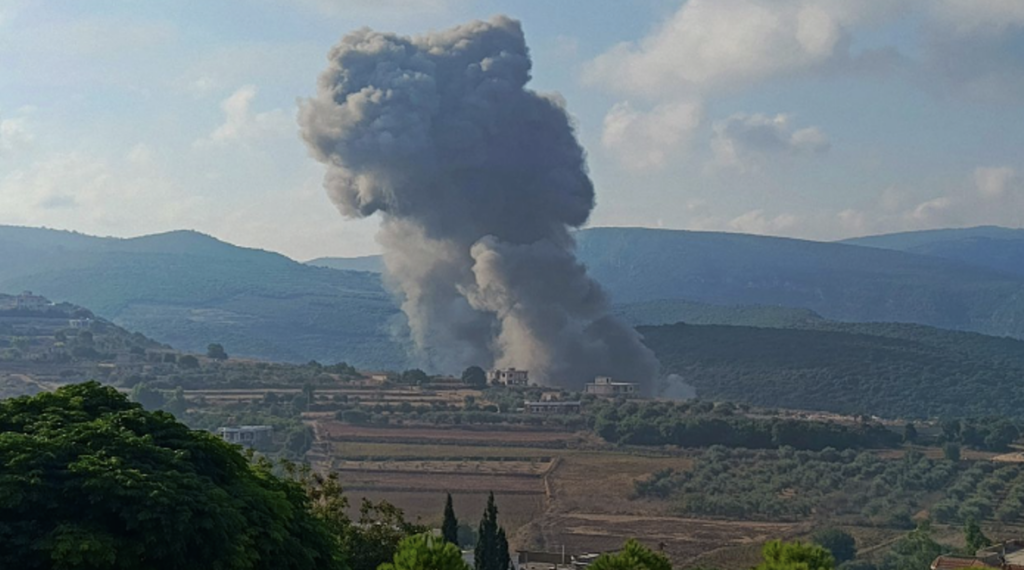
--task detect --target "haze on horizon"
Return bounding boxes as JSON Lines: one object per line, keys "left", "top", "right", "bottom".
{"left": 1, "top": 0, "right": 1023, "bottom": 261}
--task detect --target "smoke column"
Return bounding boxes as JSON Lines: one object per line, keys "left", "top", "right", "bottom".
{"left": 299, "top": 16, "right": 658, "bottom": 390}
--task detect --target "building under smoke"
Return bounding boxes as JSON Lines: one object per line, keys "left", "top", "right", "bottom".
{"left": 299, "top": 16, "right": 658, "bottom": 391}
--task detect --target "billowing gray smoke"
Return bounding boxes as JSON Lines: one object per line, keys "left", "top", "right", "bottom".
{"left": 299, "top": 16, "right": 658, "bottom": 391}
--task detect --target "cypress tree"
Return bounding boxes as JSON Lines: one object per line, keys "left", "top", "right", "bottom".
{"left": 496, "top": 527, "right": 511, "bottom": 570}
{"left": 442, "top": 493, "right": 459, "bottom": 546}
{"left": 475, "top": 492, "right": 510, "bottom": 570}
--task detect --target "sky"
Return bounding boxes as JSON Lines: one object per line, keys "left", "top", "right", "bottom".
{"left": 1, "top": 0, "right": 1023, "bottom": 260}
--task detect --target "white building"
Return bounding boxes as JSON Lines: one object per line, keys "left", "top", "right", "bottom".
{"left": 488, "top": 367, "right": 529, "bottom": 386}
{"left": 217, "top": 425, "right": 273, "bottom": 448}
{"left": 584, "top": 376, "right": 638, "bottom": 397}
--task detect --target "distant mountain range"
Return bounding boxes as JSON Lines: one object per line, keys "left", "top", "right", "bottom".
{"left": 4, "top": 224, "right": 1024, "bottom": 369}
{"left": 0, "top": 226, "right": 405, "bottom": 368}
{"left": 841, "top": 225, "right": 1024, "bottom": 278}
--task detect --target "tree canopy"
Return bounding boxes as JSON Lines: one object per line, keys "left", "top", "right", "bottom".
{"left": 380, "top": 534, "right": 470, "bottom": 570}
{"left": 589, "top": 539, "right": 672, "bottom": 570}
{"left": 0, "top": 382, "right": 341, "bottom": 570}
{"left": 756, "top": 540, "right": 835, "bottom": 570}
{"left": 461, "top": 366, "right": 487, "bottom": 388}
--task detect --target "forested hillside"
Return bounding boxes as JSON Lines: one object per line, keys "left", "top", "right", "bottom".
{"left": 578, "top": 227, "right": 1024, "bottom": 340}
{"left": 8, "top": 224, "right": 1024, "bottom": 370}
{"left": 641, "top": 321, "right": 1024, "bottom": 419}
{"left": 0, "top": 226, "right": 405, "bottom": 368}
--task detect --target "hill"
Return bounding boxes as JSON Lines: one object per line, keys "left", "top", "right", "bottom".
{"left": 842, "top": 226, "right": 1024, "bottom": 278}
{"left": 0, "top": 226, "right": 405, "bottom": 368}
{"left": 10, "top": 224, "right": 1024, "bottom": 369}
{"left": 577, "top": 227, "right": 1024, "bottom": 340}
{"left": 308, "top": 227, "right": 1024, "bottom": 340}
{"left": 640, "top": 319, "right": 1024, "bottom": 419}
{"left": 613, "top": 299, "right": 826, "bottom": 328}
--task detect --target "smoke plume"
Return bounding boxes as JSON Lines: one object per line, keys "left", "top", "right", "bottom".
{"left": 299, "top": 16, "right": 658, "bottom": 390}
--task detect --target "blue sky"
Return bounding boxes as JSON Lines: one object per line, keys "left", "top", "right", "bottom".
{"left": 1, "top": 0, "right": 1023, "bottom": 259}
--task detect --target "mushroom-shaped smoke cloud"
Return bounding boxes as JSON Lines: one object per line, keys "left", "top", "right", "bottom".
{"left": 299, "top": 16, "right": 658, "bottom": 391}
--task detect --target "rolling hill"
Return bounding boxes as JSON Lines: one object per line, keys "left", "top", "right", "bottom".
{"left": 641, "top": 319, "right": 1024, "bottom": 419}
{"left": 310, "top": 227, "right": 1024, "bottom": 340}
{"left": 0, "top": 226, "right": 406, "bottom": 368}
{"left": 7, "top": 224, "right": 1024, "bottom": 370}
{"left": 842, "top": 225, "right": 1024, "bottom": 278}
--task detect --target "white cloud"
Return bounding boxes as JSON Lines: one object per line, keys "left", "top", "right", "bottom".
{"left": 583, "top": 0, "right": 880, "bottom": 98}
{"left": 974, "top": 166, "right": 1020, "bottom": 200}
{"left": 195, "top": 85, "right": 293, "bottom": 147}
{"left": 0, "top": 151, "right": 205, "bottom": 233}
{"left": 0, "top": 112, "right": 32, "bottom": 156}
{"left": 585, "top": 0, "right": 1024, "bottom": 170}
{"left": 600, "top": 100, "right": 702, "bottom": 170}
{"left": 711, "top": 113, "right": 829, "bottom": 170}
{"left": 728, "top": 209, "right": 802, "bottom": 234}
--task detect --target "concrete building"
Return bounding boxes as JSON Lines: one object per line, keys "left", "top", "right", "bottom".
{"left": 217, "top": 425, "right": 273, "bottom": 448}
{"left": 584, "top": 376, "right": 638, "bottom": 397}
{"left": 489, "top": 367, "right": 529, "bottom": 386}
{"left": 524, "top": 401, "right": 582, "bottom": 414}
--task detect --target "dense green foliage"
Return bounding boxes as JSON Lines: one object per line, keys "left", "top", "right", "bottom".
{"left": 642, "top": 321, "right": 1024, "bottom": 419}
{"left": 755, "top": 541, "right": 834, "bottom": 570}
{"left": 588, "top": 400, "right": 898, "bottom": 451}
{"left": 0, "top": 382, "right": 341, "bottom": 570}
{"left": 876, "top": 523, "right": 949, "bottom": 570}
{"left": 811, "top": 529, "right": 856, "bottom": 564}
{"left": 589, "top": 539, "right": 672, "bottom": 570}
{"left": 379, "top": 534, "right": 470, "bottom": 570}
{"left": 442, "top": 493, "right": 459, "bottom": 546}
{"left": 635, "top": 447, "right": 1024, "bottom": 527}
{"left": 475, "top": 492, "right": 511, "bottom": 570}
{"left": 614, "top": 299, "right": 825, "bottom": 328}
{"left": 577, "top": 227, "right": 1024, "bottom": 341}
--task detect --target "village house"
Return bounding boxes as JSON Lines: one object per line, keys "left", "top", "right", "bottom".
{"left": 217, "top": 425, "right": 273, "bottom": 448}
{"left": 584, "top": 376, "right": 638, "bottom": 397}
{"left": 932, "top": 540, "right": 1024, "bottom": 570}
{"left": 488, "top": 367, "right": 529, "bottom": 386}
{"left": 524, "top": 400, "right": 582, "bottom": 414}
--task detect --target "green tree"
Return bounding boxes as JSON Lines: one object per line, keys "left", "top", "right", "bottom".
{"left": 964, "top": 518, "right": 991, "bottom": 555}
{"left": 295, "top": 468, "right": 426, "bottom": 570}
{"left": 812, "top": 529, "right": 856, "bottom": 564}
{"left": 401, "top": 369, "right": 430, "bottom": 385}
{"left": 179, "top": 354, "right": 200, "bottom": 369}
{"left": 0, "top": 382, "right": 342, "bottom": 570}
{"left": 380, "top": 534, "right": 471, "bottom": 570}
{"left": 207, "top": 343, "right": 228, "bottom": 360}
{"left": 344, "top": 499, "right": 427, "bottom": 570}
{"left": 164, "top": 385, "right": 187, "bottom": 416}
{"left": 442, "top": 493, "right": 459, "bottom": 546}
{"left": 130, "top": 382, "right": 165, "bottom": 410}
{"left": 474, "top": 492, "right": 510, "bottom": 570}
{"left": 903, "top": 423, "right": 918, "bottom": 444}
{"left": 879, "top": 522, "right": 948, "bottom": 570}
{"left": 589, "top": 539, "right": 671, "bottom": 570}
{"left": 461, "top": 366, "right": 487, "bottom": 388}
{"left": 756, "top": 540, "right": 835, "bottom": 570}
